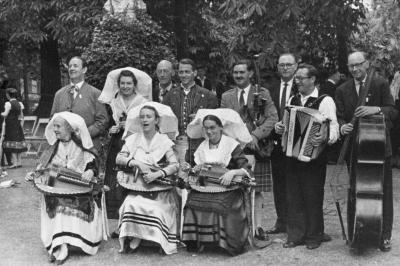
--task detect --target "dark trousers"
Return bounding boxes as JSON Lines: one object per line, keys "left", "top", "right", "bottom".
{"left": 271, "top": 146, "right": 287, "bottom": 227}
{"left": 347, "top": 157, "right": 393, "bottom": 241}
{"left": 286, "top": 157, "right": 326, "bottom": 244}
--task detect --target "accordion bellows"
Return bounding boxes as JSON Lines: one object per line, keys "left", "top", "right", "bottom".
{"left": 282, "top": 105, "right": 330, "bottom": 162}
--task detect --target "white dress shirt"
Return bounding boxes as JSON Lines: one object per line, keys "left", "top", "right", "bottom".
{"left": 293, "top": 87, "right": 339, "bottom": 144}
{"left": 71, "top": 80, "right": 84, "bottom": 99}
{"left": 279, "top": 78, "right": 294, "bottom": 107}
{"left": 237, "top": 84, "right": 251, "bottom": 105}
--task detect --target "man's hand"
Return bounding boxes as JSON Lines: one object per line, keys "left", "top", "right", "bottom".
{"left": 341, "top": 123, "right": 354, "bottom": 135}
{"left": 275, "top": 122, "right": 285, "bottom": 135}
{"left": 354, "top": 106, "right": 380, "bottom": 118}
{"left": 310, "top": 132, "right": 327, "bottom": 146}
{"left": 82, "top": 170, "right": 94, "bottom": 182}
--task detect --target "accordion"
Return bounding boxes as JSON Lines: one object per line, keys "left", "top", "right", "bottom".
{"left": 282, "top": 105, "right": 330, "bottom": 162}
{"left": 33, "top": 165, "right": 95, "bottom": 196}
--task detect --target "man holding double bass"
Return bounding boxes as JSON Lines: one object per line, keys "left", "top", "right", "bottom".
{"left": 335, "top": 51, "right": 398, "bottom": 251}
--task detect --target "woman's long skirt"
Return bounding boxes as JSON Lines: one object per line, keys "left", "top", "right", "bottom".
{"left": 182, "top": 190, "right": 249, "bottom": 255}
{"left": 41, "top": 196, "right": 104, "bottom": 255}
{"left": 118, "top": 190, "right": 180, "bottom": 254}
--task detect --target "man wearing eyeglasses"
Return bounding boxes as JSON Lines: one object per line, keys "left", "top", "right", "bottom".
{"left": 275, "top": 63, "right": 339, "bottom": 250}
{"left": 335, "top": 51, "right": 397, "bottom": 252}
{"left": 266, "top": 53, "right": 298, "bottom": 235}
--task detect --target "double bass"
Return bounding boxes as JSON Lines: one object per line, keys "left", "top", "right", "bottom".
{"left": 342, "top": 67, "right": 386, "bottom": 249}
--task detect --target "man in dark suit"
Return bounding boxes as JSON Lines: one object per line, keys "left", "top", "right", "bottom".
{"left": 152, "top": 60, "right": 175, "bottom": 103}
{"left": 266, "top": 53, "right": 298, "bottom": 234}
{"left": 163, "top": 58, "right": 218, "bottom": 164}
{"left": 50, "top": 56, "right": 109, "bottom": 152}
{"left": 336, "top": 51, "right": 397, "bottom": 251}
{"left": 221, "top": 59, "right": 278, "bottom": 241}
{"left": 194, "top": 65, "right": 212, "bottom": 91}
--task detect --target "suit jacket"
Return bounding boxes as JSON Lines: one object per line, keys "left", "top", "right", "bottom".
{"left": 152, "top": 82, "right": 176, "bottom": 103}
{"left": 267, "top": 79, "right": 297, "bottom": 143}
{"left": 195, "top": 77, "right": 212, "bottom": 91}
{"left": 50, "top": 82, "right": 109, "bottom": 142}
{"left": 221, "top": 85, "right": 278, "bottom": 142}
{"left": 162, "top": 84, "right": 218, "bottom": 130}
{"left": 335, "top": 75, "right": 397, "bottom": 156}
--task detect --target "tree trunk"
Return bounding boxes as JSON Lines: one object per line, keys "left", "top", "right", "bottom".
{"left": 336, "top": 24, "right": 348, "bottom": 75}
{"left": 35, "top": 37, "right": 61, "bottom": 117}
{"left": 174, "top": 0, "right": 188, "bottom": 59}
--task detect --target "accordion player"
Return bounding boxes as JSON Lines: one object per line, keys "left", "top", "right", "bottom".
{"left": 282, "top": 105, "right": 330, "bottom": 162}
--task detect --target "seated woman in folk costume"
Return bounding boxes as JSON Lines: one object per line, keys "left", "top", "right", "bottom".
{"left": 181, "top": 109, "right": 258, "bottom": 256}
{"left": 115, "top": 102, "right": 180, "bottom": 254}
{"left": 37, "top": 112, "right": 107, "bottom": 264}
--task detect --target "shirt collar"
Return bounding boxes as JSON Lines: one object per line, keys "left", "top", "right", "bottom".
{"left": 354, "top": 75, "right": 367, "bottom": 85}
{"left": 281, "top": 78, "right": 294, "bottom": 87}
{"left": 159, "top": 82, "right": 172, "bottom": 92}
{"left": 238, "top": 84, "right": 251, "bottom": 93}
{"left": 71, "top": 80, "right": 84, "bottom": 90}
{"left": 180, "top": 82, "right": 196, "bottom": 91}
{"left": 300, "top": 87, "right": 318, "bottom": 102}
{"left": 327, "top": 79, "right": 336, "bottom": 85}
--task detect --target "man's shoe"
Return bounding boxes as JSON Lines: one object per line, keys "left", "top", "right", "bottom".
{"left": 306, "top": 242, "right": 321, "bottom": 250}
{"left": 322, "top": 233, "right": 332, "bottom": 242}
{"left": 379, "top": 239, "right": 391, "bottom": 252}
{"left": 266, "top": 225, "right": 286, "bottom": 234}
{"left": 255, "top": 227, "right": 269, "bottom": 241}
{"left": 283, "top": 241, "right": 304, "bottom": 248}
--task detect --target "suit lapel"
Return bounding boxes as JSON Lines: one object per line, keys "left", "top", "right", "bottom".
{"left": 230, "top": 88, "right": 240, "bottom": 111}
{"left": 349, "top": 80, "right": 359, "bottom": 109}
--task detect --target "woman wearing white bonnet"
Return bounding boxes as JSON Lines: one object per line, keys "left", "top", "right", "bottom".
{"left": 38, "top": 111, "right": 107, "bottom": 264}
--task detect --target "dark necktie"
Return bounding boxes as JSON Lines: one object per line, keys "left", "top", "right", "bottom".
{"left": 280, "top": 82, "right": 288, "bottom": 117}
{"left": 239, "top": 89, "right": 245, "bottom": 108}
{"left": 358, "top": 81, "right": 364, "bottom": 96}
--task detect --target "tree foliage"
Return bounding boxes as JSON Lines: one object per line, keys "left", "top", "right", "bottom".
{"left": 221, "top": 0, "right": 365, "bottom": 77}
{"left": 0, "top": 0, "right": 105, "bottom": 116}
{"left": 352, "top": 0, "right": 400, "bottom": 79}
{"left": 83, "top": 11, "right": 175, "bottom": 90}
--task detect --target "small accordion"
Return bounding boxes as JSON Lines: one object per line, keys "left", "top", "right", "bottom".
{"left": 282, "top": 105, "right": 330, "bottom": 162}
{"left": 33, "top": 165, "right": 95, "bottom": 196}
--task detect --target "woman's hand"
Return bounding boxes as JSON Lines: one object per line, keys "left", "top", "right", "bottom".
{"left": 180, "top": 162, "right": 191, "bottom": 172}
{"left": 119, "top": 120, "right": 126, "bottom": 129}
{"left": 192, "top": 164, "right": 204, "bottom": 174}
{"left": 143, "top": 171, "right": 161, "bottom": 184}
{"left": 219, "top": 170, "right": 236, "bottom": 186}
{"left": 81, "top": 170, "right": 95, "bottom": 182}
{"left": 109, "top": 125, "right": 120, "bottom": 134}
{"left": 133, "top": 161, "right": 151, "bottom": 174}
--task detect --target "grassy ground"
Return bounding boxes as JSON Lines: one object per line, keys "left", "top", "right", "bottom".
{"left": 0, "top": 158, "right": 399, "bottom": 266}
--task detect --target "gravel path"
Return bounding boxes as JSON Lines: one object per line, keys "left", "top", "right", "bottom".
{"left": 1, "top": 159, "right": 399, "bottom": 266}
